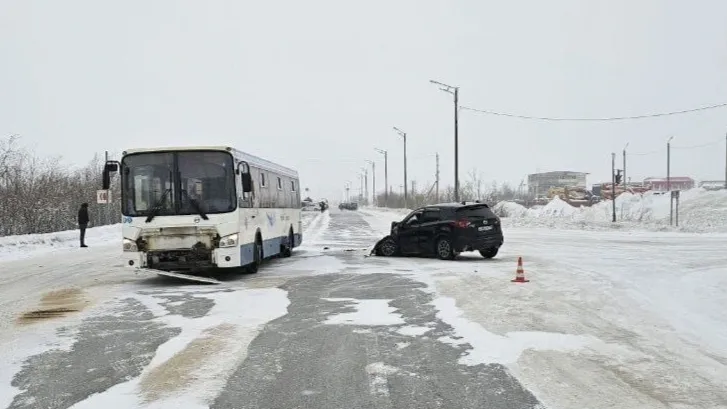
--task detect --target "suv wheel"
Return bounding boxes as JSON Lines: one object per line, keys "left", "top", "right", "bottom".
{"left": 376, "top": 237, "right": 398, "bottom": 257}
{"left": 435, "top": 237, "right": 456, "bottom": 260}
{"left": 479, "top": 247, "right": 499, "bottom": 259}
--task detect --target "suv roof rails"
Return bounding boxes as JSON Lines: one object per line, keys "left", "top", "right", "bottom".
{"left": 459, "top": 201, "right": 489, "bottom": 208}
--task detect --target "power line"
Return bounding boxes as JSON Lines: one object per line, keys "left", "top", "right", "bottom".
{"left": 628, "top": 150, "right": 661, "bottom": 156}
{"left": 672, "top": 139, "right": 724, "bottom": 149}
{"left": 626, "top": 138, "right": 724, "bottom": 156}
{"left": 460, "top": 102, "right": 727, "bottom": 122}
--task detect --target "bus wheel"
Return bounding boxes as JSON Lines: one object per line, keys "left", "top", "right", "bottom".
{"left": 282, "top": 229, "right": 294, "bottom": 258}
{"left": 247, "top": 237, "right": 262, "bottom": 274}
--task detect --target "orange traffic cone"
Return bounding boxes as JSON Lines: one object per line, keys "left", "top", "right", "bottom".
{"left": 511, "top": 257, "right": 530, "bottom": 283}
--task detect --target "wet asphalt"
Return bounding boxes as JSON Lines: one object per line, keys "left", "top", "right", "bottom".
{"left": 6, "top": 210, "right": 544, "bottom": 409}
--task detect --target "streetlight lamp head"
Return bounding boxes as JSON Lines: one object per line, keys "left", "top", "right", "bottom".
{"left": 430, "top": 79, "right": 458, "bottom": 94}
{"left": 668, "top": 136, "right": 674, "bottom": 143}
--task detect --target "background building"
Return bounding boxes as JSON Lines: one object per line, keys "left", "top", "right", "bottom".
{"left": 528, "top": 171, "right": 588, "bottom": 197}
{"left": 699, "top": 180, "right": 725, "bottom": 191}
{"left": 643, "top": 177, "right": 695, "bottom": 191}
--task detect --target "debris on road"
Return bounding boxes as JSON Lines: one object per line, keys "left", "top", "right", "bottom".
{"left": 152, "top": 270, "right": 222, "bottom": 285}
{"left": 17, "top": 288, "right": 88, "bottom": 324}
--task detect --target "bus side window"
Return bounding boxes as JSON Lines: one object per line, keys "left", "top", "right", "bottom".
{"left": 290, "top": 179, "right": 297, "bottom": 209}
{"left": 239, "top": 177, "right": 252, "bottom": 208}
{"left": 241, "top": 175, "right": 253, "bottom": 207}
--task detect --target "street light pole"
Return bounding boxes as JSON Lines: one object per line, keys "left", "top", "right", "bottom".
{"left": 430, "top": 79, "right": 460, "bottom": 201}
{"left": 667, "top": 136, "right": 673, "bottom": 192}
{"left": 393, "top": 127, "right": 407, "bottom": 208}
{"left": 361, "top": 167, "right": 368, "bottom": 205}
{"left": 623, "top": 142, "right": 629, "bottom": 189}
{"left": 374, "top": 148, "right": 388, "bottom": 207}
{"left": 611, "top": 152, "right": 616, "bottom": 222}
{"left": 365, "top": 159, "right": 375, "bottom": 206}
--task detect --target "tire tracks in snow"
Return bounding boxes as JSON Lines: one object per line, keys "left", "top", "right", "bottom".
{"left": 300, "top": 211, "right": 330, "bottom": 248}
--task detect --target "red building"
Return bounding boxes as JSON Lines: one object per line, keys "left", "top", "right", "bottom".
{"left": 643, "top": 177, "right": 695, "bottom": 192}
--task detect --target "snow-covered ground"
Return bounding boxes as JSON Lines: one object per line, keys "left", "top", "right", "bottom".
{"left": 1, "top": 207, "right": 726, "bottom": 408}
{"left": 359, "top": 207, "right": 727, "bottom": 408}
{"left": 0, "top": 224, "right": 121, "bottom": 262}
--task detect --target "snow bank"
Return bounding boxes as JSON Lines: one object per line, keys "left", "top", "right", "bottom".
{"left": 358, "top": 206, "right": 412, "bottom": 236}
{"left": 0, "top": 224, "right": 121, "bottom": 262}
{"left": 493, "top": 188, "right": 727, "bottom": 233}
{"left": 361, "top": 206, "right": 412, "bottom": 216}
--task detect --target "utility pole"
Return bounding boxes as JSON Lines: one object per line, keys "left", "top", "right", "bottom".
{"left": 430, "top": 79, "right": 460, "bottom": 201}
{"left": 611, "top": 152, "right": 616, "bottom": 223}
{"left": 724, "top": 132, "right": 726, "bottom": 189}
{"left": 667, "top": 136, "right": 673, "bottom": 192}
{"left": 454, "top": 87, "right": 459, "bottom": 201}
{"left": 360, "top": 167, "right": 368, "bottom": 205}
{"left": 345, "top": 182, "right": 350, "bottom": 203}
{"left": 359, "top": 173, "right": 364, "bottom": 201}
{"left": 622, "top": 143, "right": 628, "bottom": 189}
{"left": 393, "top": 127, "right": 408, "bottom": 208}
{"left": 365, "top": 160, "right": 375, "bottom": 206}
{"left": 435, "top": 152, "right": 440, "bottom": 203}
{"left": 364, "top": 168, "right": 368, "bottom": 204}
{"left": 374, "top": 148, "right": 388, "bottom": 207}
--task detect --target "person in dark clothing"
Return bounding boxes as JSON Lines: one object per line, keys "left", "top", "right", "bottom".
{"left": 78, "top": 203, "right": 90, "bottom": 247}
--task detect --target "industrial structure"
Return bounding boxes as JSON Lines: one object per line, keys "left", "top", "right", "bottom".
{"left": 699, "top": 180, "right": 725, "bottom": 190}
{"left": 643, "top": 177, "right": 695, "bottom": 192}
{"left": 527, "top": 171, "right": 588, "bottom": 198}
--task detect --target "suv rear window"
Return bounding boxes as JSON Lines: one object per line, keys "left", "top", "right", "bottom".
{"left": 455, "top": 205, "right": 497, "bottom": 219}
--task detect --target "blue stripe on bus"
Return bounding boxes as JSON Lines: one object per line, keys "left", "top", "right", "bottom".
{"left": 239, "top": 233, "right": 303, "bottom": 265}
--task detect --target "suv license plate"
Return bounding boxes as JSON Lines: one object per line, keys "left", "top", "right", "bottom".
{"left": 478, "top": 225, "right": 493, "bottom": 231}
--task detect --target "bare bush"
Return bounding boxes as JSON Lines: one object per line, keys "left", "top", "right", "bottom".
{"left": 374, "top": 173, "right": 520, "bottom": 210}
{"left": 0, "top": 136, "right": 120, "bottom": 236}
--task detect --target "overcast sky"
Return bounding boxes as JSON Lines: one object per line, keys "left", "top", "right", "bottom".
{"left": 2, "top": 0, "right": 726, "bottom": 200}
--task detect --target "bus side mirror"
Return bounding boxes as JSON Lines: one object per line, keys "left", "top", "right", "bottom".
{"left": 102, "top": 162, "right": 119, "bottom": 190}
{"left": 241, "top": 173, "right": 253, "bottom": 193}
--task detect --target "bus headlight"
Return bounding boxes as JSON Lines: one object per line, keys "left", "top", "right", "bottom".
{"left": 122, "top": 238, "right": 138, "bottom": 252}
{"left": 219, "top": 233, "right": 238, "bottom": 248}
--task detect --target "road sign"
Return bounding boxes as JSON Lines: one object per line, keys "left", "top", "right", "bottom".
{"left": 670, "top": 190, "right": 680, "bottom": 226}
{"left": 97, "top": 189, "right": 111, "bottom": 204}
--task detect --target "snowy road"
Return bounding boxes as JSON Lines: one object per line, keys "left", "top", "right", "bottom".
{"left": 1, "top": 209, "right": 726, "bottom": 409}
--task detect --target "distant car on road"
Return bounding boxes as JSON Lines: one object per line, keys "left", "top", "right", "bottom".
{"left": 339, "top": 202, "right": 359, "bottom": 211}
{"left": 372, "top": 202, "right": 504, "bottom": 260}
{"left": 302, "top": 202, "right": 319, "bottom": 211}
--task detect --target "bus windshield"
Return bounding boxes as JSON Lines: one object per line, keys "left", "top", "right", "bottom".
{"left": 121, "top": 150, "right": 237, "bottom": 217}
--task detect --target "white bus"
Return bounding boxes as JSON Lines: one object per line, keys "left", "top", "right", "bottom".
{"left": 102, "top": 146, "right": 302, "bottom": 274}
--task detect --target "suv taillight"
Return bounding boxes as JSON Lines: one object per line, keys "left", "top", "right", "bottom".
{"left": 454, "top": 219, "right": 470, "bottom": 228}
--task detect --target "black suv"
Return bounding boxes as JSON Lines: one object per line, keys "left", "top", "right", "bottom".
{"left": 339, "top": 202, "right": 359, "bottom": 211}
{"left": 373, "top": 202, "right": 504, "bottom": 260}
